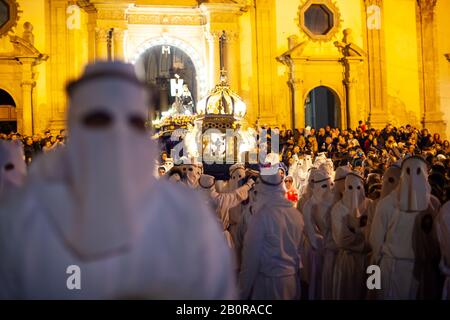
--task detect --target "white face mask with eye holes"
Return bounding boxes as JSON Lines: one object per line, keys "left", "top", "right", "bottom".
{"left": 58, "top": 62, "right": 157, "bottom": 259}
{"left": 380, "top": 165, "right": 401, "bottom": 199}
{"left": 309, "top": 170, "right": 332, "bottom": 204}
{"left": 182, "top": 164, "right": 201, "bottom": 188}
{"left": 229, "top": 167, "right": 246, "bottom": 190}
{"left": 0, "top": 140, "right": 26, "bottom": 196}
{"left": 342, "top": 173, "right": 367, "bottom": 217}
{"left": 397, "top": 157, "right": 430, "bottom": 212}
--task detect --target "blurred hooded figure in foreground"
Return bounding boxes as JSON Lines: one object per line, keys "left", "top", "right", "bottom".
{"left": 373, "top": 156, "right": 441, "bottom": 300}
{"left": 0, "top": 140, "right": 26, "bottom": 199}
{"left": 437, "top": 201, "right": 450, "bottom": 300}
{"left": 0, "top": 62, "right": 236, "bottom": 299}
{"left": 239, "top": 153, "right": 304, "bottom": 300}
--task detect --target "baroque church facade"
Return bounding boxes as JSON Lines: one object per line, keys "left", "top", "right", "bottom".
{"left": 0, "top": 0, "right": 449, "bottom": 137}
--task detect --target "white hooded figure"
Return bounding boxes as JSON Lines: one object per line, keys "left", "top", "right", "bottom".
{"left": 331, "top": 172, "right": 372, "bottom": 300}
{"left": 239, "top": 154, "right": 304, "bottom": 300}
{"left": 234, "top": 181, "right": 262, "bottom": 270}
{"left": 302, "top": 169, "right": 337, "bottom": 300}
{"left": 224, "top": 163, "right": 249, "bottom": 247}
{"left": 198, "top": 173, "right": 254, "bottom": 249}
{"left": 178, "top": 156, "right": 203, "bottom": 189}
{"left": 373, "top": 156, "right": 441, "bottom": 300}
{"left": 368, "top": 164, "right": 402, "bottom": 262}
{"left": 0, "top": 140, "right": 26, "bottom": 199}
{"left": 0, "top": 62, "right": 236, "bottom": 299}
{"left": 437, "top": 201, "right": 450, "bottom": 300}
{"left": 289, "top": 154, "right": 313, "bottom": 194}
{"left": 332, "top": 165, "right": 352, "bottom": 204}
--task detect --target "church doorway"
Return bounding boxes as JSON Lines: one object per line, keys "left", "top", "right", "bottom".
{"left": 134, "top": 44, "right": 197, "bottom": 117}
{"left": 0, "top": 88, "right": 17, "bottom": 134}
{"left": 304, "top": 86, "right": 341, "bottom": 129}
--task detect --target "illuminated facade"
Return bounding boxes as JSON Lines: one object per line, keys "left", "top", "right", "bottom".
{"left": 0, "top": 0, "right": 449, "bottom": 137}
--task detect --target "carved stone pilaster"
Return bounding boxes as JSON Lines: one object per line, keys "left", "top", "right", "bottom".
{"left": 416, "top": 0, "right": 445, "bottom": 133}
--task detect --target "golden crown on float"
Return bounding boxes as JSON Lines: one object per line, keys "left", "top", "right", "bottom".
{"left": 196, "top": 70, "right": 247, "bottom": 120}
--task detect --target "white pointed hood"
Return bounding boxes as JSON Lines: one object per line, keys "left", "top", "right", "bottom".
{"left": 333, "top": 165, "right": 352, "bottom": 198}
{"left": 342, "top": 172, "right": 368, "bottom": 218}
{"left": 380, "top": 164, "right": 402, "bottom": 199}
{"left": 309, "top": 169, "right": 333, "bottom": 205}
{"left": 0, "top": 140, "right": 26, "bottom": 196}
{"left": 227, "top": 163, "right": 246, "bottom": 190}
{"left": 41, "top": 62, "right": 157, "bottom": 259}
{"left": 397, "top": 156, "right": 431, "bottom": 212}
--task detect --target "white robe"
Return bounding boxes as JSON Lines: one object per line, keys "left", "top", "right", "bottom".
{"left": 372, "top": 193, "right": 441, "bottom": 300}
{"left": 303, "top": 195, "right": 337, "bottom": 300}
{"left": 331, "top": 199, "right": 371, "bottom": 300}
{"left": 239, "top": 185, "right": 304, "bottom": 300}
{"left": 0, "top": 179, "right": 236, "bottom": 299}
{"left": 437, "top": 201, "right": 450, "bottom": 300}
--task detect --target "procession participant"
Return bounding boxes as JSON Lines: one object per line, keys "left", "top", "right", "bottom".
{"left": 437, "top": 201, "right": 450, "bottom": 300}
{"left": 225, "top": 163, "right": 250, "bottom": 248}
{"left": 0, "top": 140, "right": 27, "bottom": 198}
{"left": 0, "top": 62, "right": 236, "bottom": 299}
{"left": 239, "top": 154, "right": 304, "bottom": 300}
{"left": 331, "top": 172, "right": 372, "bottom": 300}
{"left": 302, "top": 169, "right": 335, "bottom": 299}
{"left": 368, "top": 164, "right": 402, "bottom": 258}
{"left": 197, "top": 173, "right": 255, "bottom": 249}
{"left": 374, "top": 156, "right": 441, "bottom": 299}
{"left": 178, "top": 156, "right": 202, "bottom": 189}
{"left": 332, "top": 165, "right": 352, "bottom": 203}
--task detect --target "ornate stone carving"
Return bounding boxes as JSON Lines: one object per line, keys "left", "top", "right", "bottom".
{"left": 22, "top": 22, "right": 34, "bottom": 45}
{"left": 297, "top": 0, "right": 342, "bottom": 42}
{"left": 0, "top": 0, "right": 20, "bottom": 38}
{"left": 364, "top": 0, "right": 382, "bottom": 5}
{"left": 334, "top": 29, "right": 365, "bottom": 57}
{"left": 417, "top": 0, "right": 437, "bottom": 12}
{"left": 128, "top": 14, "right": 206, "bottom": 25}
{"left": 97, "top": 9, "right": 126, "bottom": 21}
{"left": 95, "top": 28, "right": 109, "bottom": 42}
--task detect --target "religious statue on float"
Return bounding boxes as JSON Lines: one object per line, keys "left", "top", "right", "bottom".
{"left": 170, "top": 83, "right": 195, "bottom": 115}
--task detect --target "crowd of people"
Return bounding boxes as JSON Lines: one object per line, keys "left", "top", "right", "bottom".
{"left": 0, "top": 61, "right": 449, "bottom": 300}
{"left": 0, "top": 130, "right": 66, "bottom": 165}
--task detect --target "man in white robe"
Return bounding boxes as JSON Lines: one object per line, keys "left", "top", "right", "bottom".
{"left": 225, "top": 163, "right": 248, "bottom": 246}
{"left": 302, "top": 169, "right": 336, "bottom": 300}
{"left": 239, "top": 155, "right": 304, "bottom": 300}
{"left": 197, "top": 173, "right": 254, "bottom": 248}
{"left": 437, "top": 201, "right": 450, "bottom": 300}
{"left": 0, "top": 140, "right": 26, "bottom": 199}
{"left": 331, "top": 172, "right": 372, "bottom": 300}
{"left": 0, "top": 62, "right": 236, "bottom": 299}
{"left": 373, "top": 156, "right": 441, "bottom": 300}
{"left": 368, "top": 164, "right": 402, "bottom": 261}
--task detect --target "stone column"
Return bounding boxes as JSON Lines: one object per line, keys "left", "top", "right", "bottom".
{"left": 343, "top": 56, "right": 364, "bottom": 130}
{"left": 206, "top": 31, "right": 221, "bottom": 85}
{"left": 20, "top": 59, "right": 36, "bottom": 135}
{"left": 364, "top": 0, "right": 389, "bottom": 128}
{"left": 113, "top": 28, "right": 126, "bottom": 61}
{"left": 225, "top": 30, "right": 241, "bottom": 91}
{"left": 95, "top": 28, "right": 109, "bottom": 61}
{"left": 417, "top": 0, "right": 446, "bottom": 133}
{"left": 21, "top": 81, "right": 35, "bottom": 136}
